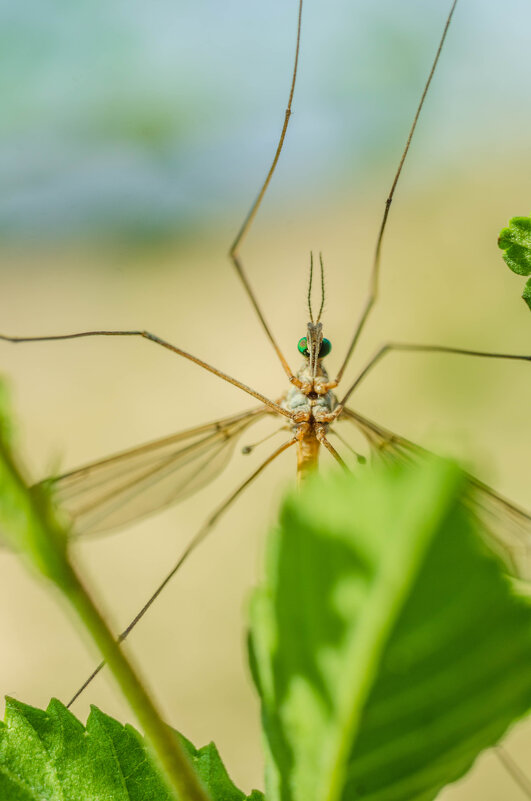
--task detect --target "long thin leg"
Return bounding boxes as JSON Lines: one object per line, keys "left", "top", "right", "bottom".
{"left": 316, "top": 429, "right": 348, "bottom": 469}
{"left": 334, "top": 0, "right": 459, "bottom": 384}
{"left": 0, "top": 329, "right": 292, "bottom": 418}
{"left": 495, "top": 745, "right": 531, "bottom": 798}
{"left": 66, "top": 435, "right": 297, "bottom": 708}
{"left": 337, "top": 342, "right": 531, "bottom": 409}
{"left": 229, "top": 0, "right": 303, "bottom": 385}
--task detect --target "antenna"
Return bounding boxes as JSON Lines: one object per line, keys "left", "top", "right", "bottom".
{"left": 316, "top": 252, "right": 326, "bottom": 323}
{"left": 308, "top": 251, "right": 326, "bottom": 323}
{"left": 308, "top": 251, "right": 315, "bottom": 322}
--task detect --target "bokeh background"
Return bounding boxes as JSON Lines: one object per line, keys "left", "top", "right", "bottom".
{"left": 1, "top": 0, "right": 530, "bottom": 797}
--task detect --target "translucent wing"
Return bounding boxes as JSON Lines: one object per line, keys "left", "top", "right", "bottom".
{"left": 42, "top": 408, "right": 266, "bottom": 536}
{"left": 466, "top": 478, "right": 531, "bottom": 583}
{"left": 339, "top": 407, "right": 531, "bottom": 580}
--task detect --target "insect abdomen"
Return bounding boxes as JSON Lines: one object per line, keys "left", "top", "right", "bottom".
{"left": 297, "top": 433, "right": 320, "bottom": 483}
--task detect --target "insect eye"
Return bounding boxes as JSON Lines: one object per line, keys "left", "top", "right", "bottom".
{"left": 319, "top": 338, "right": 332, "bottom": 358}
{"left": 297, "top": 337, "right": 309, "bottom": 357}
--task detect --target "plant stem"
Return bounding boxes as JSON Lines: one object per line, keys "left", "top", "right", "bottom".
{"left": 0, "top": 397, "right": 210, "bottom": 800}
{"left": 60, "top": 562, "right": 211, "bottom": 801}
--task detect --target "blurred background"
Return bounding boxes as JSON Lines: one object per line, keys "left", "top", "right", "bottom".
{"left": 0, "top": 0, "right": 530, "bottom": 797}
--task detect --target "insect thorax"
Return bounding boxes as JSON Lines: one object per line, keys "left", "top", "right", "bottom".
{"left": 281, "top": 359, "right": 338, "bottom": 424}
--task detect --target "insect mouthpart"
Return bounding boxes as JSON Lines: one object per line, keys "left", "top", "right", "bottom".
{"left": 297, "top": 336, "right": 332, "bottom": 358}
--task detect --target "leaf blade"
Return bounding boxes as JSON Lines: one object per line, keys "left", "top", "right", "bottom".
{"left": 249, "top": 460, "right": 531, "bottom": 801}
{"left": 0, "top": 699, "right": 260, "bottom": 801}
{"left": 498, "top": 214, "right": 531, "bottom": 309}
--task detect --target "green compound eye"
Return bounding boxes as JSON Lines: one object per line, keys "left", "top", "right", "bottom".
{"left": 298, "top": 337, "right": 309, "bottom": 357}
{"left": 298, "top": 337, "right": 332, "bottom": 358}
{"left": 319, "top": 338, "right": 332, "bottom": 358}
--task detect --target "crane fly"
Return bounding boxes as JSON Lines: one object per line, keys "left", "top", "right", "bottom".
{"left": 1, "top": 0, "right": 531, "bottom": 794}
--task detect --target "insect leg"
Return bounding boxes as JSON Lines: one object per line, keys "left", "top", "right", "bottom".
{"left": 66, "top": 435, "right": 297, "bottom": 707}
{"left": 241, "top": 424, "right": 291, "bottom": 455}
{"left": 495, "top": 745, "right": 531, "bottom": 798}
{"left": 316, "top": 427, "right": 348, "bottom": 469}
{"left": 338, "top": 342, "right": 531, "bottom": 408}
{"left": 333, "top": 0, "right": 459, "bottom": 385}
{"left": 0, "top": 329, "right": 292, "bottom": 418}
{"left": 229, "top": 0, "right": 303, "bottom": 386}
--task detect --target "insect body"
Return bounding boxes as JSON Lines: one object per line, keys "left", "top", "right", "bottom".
{"left": 284, "top": 332, "right": 338, "bottom": 478}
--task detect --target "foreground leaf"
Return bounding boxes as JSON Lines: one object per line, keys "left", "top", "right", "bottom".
{"left": 498, "top": 215, "right": 531, "bottom": 309}
{"left": 0, "top": 698, "right": 262, "bottom": 801}
{"left": 249, "top": 460, "right": 531, "bottom": 801}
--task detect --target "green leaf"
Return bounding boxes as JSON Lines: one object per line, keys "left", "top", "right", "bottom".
{"left": 498, "top": 215, "right": 531, "bottom": 309}
{"left": 0, "top": 399, "right": 69, "bottom": 583}
{"left": 498, "top": 215, "right": 531, "bottom": 275}
{"left": 0, "top": 380, "right": 15, "bottom": 447}
{"left": 523, "top": 276, "right": 531, "bottom": 310}
{"left": 0, "top": 698, "right": 260, "bottom": 801}
{"left": 179, "top": 735, "right": 261, "bottom": 801}
{"left": 249, "top": 460, "right": 531, "bottom": 801}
